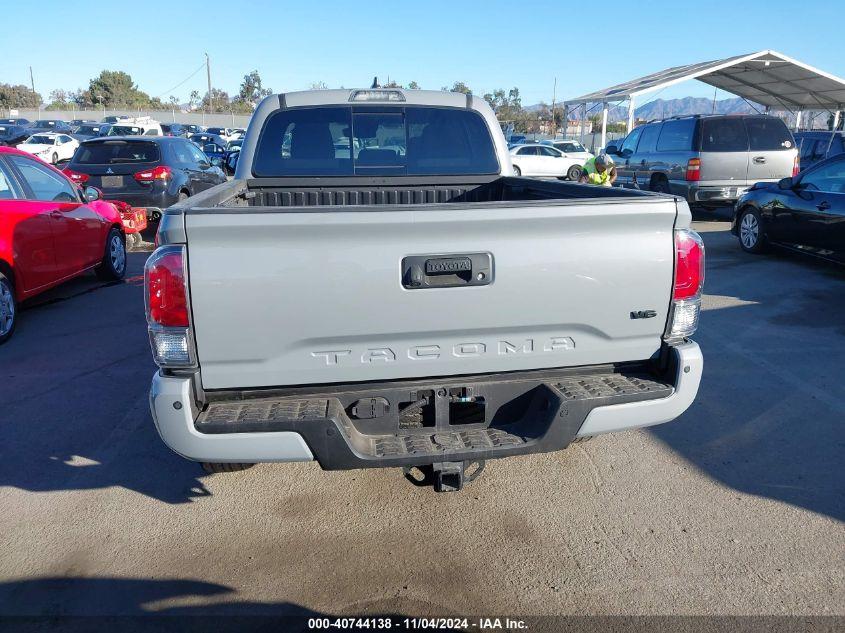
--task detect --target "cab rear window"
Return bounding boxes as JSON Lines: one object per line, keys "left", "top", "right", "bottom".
{"left": 745, "top": 117, "right": 794, "bottom": 151}
{"left": 252, "top": 106, "right": 500, "bottom": 177}
{"left": 74, "top": 141, "right": 161, "bottom": 164}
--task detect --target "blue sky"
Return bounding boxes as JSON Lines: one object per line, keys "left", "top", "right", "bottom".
{"left": 2, "top": 0, "right": 842, "bottom": 107}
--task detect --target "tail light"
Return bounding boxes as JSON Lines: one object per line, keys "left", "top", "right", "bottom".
{"left": 665, "top": 229, "right": 705, "bottom": 342}
{"left": 685, "top": 158, "right": 701, "bottom": 182}
{"left": 134, "top": 165, "right": 172, "bottom": 183}
{"left": 144, "top": 245, "right": 195, "bottom": 368}
{"left": 792, "top": 155, "right": 800, "bottom": 177}
{"left": 62, "top": 168, "right": 90, "bottom": 184}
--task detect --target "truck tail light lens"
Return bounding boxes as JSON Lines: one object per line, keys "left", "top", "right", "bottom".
{"left": 134, "top": 165, "right": 171, "bottom": 183}
{"left": 685, "top": 158, "right": 701, "bottom": 182}
{"left": 792, "top": 155, "right": 800, "bottom": 177}
{"left": 665, "top": 229, "right": 705, "bottom": 342}
{"left": 144, "top": 245, "right": 195, "bottom": 368}
{"left": 62, "top": 168, "right": 89, "bottom": 184}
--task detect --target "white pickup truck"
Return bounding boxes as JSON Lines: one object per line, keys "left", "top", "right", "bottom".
{"left": 146, "top": 88, "right": 704, "bottom": 491}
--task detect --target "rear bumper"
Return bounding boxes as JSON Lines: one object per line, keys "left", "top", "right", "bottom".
{"left": 150, "top": 342, "right": 702, "bottom": 467}
{"left": 681, "top": 183, "right": 750, "bottom": 204}
{"left": 102, "top": 189, "right": 178, "bottom": 211}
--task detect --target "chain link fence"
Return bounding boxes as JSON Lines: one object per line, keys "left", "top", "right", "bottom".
{"left": 7, "top": 109, "right": 252, "bottom": 128}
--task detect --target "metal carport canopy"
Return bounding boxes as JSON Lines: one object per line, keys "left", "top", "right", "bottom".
{"left": 563, "top": 50, "right": 845, "bottom": 149}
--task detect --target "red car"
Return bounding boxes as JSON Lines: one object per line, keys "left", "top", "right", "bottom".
{"left": 0, "top": 146, "right": 126, "bottom": 344}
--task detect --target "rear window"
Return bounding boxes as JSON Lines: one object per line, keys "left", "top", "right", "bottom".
{"left": 253, "top": 106, "right": 499, "bottom": 177}
{"left": 74, "top": 141, "right": 161, "bottom": 164}
{"left": 745, "top": 117, "right": 793, "bottom": 151}
{"left": 701, "top": 118, "right": 748, "bottom": 152}
{"left": 656, "top": 119, "right": 695, "bottom": 152}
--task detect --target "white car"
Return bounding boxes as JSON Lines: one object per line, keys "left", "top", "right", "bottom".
{"left": 17, "top": 133, "right": 79, "bottom": 164}
{"left": 509, "top": 144, "right": 584, "bottom": 180}
{"left": 541, "top": 139, "right": 594, "bottom": 163}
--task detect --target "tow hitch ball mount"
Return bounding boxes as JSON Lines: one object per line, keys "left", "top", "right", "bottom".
{"left": 403, "top": 460, "right": 486, "bottom": 493}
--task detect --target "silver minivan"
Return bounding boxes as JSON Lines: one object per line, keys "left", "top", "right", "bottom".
{"left": 606, "top": 115, "right": 798, "bottom": 206}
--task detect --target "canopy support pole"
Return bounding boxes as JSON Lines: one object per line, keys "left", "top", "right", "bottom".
{"left": 600, "top": 102, "right": 608, "bottom": 152}
{"left": 627, "top": 97, "right": 635, "bottom": 132}
{"left": 794, "top": 109, "right": 803, "bottom": 131}
{"left": 833, "top": 110, "right": 841, "bottom": 131}
{"left": 578, "top": 104, "right": 585, "bottom": 144}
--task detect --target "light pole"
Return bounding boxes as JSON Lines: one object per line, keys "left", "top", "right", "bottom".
{"left": 96, "top": 94, "right": 105, "bottom": 120}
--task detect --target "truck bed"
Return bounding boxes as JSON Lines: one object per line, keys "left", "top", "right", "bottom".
{"left": 181, "top": 176, "right": 661, "bottom": 211}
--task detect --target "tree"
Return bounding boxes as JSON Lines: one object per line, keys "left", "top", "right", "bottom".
{"left": 407, "top": 81, "right": 420, "bottom": 90}
{"left": 45, "top": 89, "right": 69, "bottom": 110}
{"left": 168, "top": 96, "right": 180, "bottom": 111}
{"left": 201, "top": 88, "right": 231, "bottom": 113}
{"left": 383, "top": 79, "right": 402, "bottom": 88}
{"left": 188, "top": 90, "right": 200, "bottom": 111}
{"left": 236, "top": 70, "right": 271, "bottom": 107}
{"left": 309, "top": 81, "right": 329, "bottom": 90}
{"left": 0, "top": 83, "right": 42, "bottom": 109}
{"left": 86, "top": 70, "right": 154, "bottom": 108}
{"left": 442, "top": 81, "right": 471, "bottom": 95}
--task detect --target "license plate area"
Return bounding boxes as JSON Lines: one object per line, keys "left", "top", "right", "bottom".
{"left": 101, "top": 175, "right": 124, "bottom": 188}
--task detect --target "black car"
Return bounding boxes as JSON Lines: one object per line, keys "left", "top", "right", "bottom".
{"left": 0, "top": 124, "right": 31, "bottom": 146}
{"left": 794, "top": 131, "right": 845, "bottom": 170}
{"left": 732, "top": 153, "right": 845, "bottom": 264}
{"left": 0, "top": 118, "right": 30, "bottom": 126}
{"left": 70, "top": 123, "right": 109, "bottom": 142}
{"left": 62, "top": 136, "right": 227, "bottom": 221}
{"left": 188, "top": 132, "right": 227, "bottom": 148}
{"left": 223, "top": 140, "right": 242, "bottom": 175}
{"left": 28, "top": 119, "right": 72, "bottom": 134}
{"left": 69, "top": 119, "right": 97, "bottom": 129}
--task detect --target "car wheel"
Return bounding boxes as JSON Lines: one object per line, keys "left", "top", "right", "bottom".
{"left": 567, "top": 165, "right": 582, "bottom": 181}
{"left": 202, "top": 462, "right": 255, "bottom": 474}
{"left": 512, "top": 165, "right": 521, "bottom": 176}
{"left": 737, "top": 207, "right": 767, "bottom": 254}
{"left": 95, "top": 227, "right": 127, "bottom": 281}
{"left": 0, "top": 273, "right": 17, "bottom": 345}
{"left": 51, "top": 152, "right": 58, "bottom": 165}
{"left": 650, "top": 177, "right": 670, "bottom": 194}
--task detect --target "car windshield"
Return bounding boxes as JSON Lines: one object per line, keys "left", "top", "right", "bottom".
{"left": 253, "top": 106, "right": 499, "bottom": 176}
{"left": 74, "top": 141, "right": 161, "bottom": 164}
{"left": 25, "top": 135, "right": 53, "bottom": 144}
{"left": 33, "top": 121, "right": 57, "bottom": 127}
{"left": 77, "top": 125, "right": 100, "bottom": 134}
{"left": 108, "top": 126, "right": 142, "bottom": 136}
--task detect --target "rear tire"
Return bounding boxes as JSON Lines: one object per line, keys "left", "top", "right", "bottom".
{"left": 567, "top": 165, "right": 582, "bottom": 181}
{"left": 737, "top": 206, "right": 768, "bottom": 254}
{"left": 202, "top": 462, "right": 255, "bottom": 474}
{"left": 512, "top": 165, "right": 521, "bottom": 176}
{"left": 94, "top": 227, "right": 127, "bottom": 281}
{"left": 0, "top": 273, "right": 17, "bottom": 345}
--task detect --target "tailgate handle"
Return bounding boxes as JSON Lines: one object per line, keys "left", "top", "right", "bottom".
{"left": 402, "top": 253, "right": 493, "bottom": 289}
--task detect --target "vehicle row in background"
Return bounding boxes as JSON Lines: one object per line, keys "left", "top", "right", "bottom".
{"left": 509, "top": 143, "right": 584, "bottom": 179}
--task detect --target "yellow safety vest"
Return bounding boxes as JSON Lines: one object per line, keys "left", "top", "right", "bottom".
{"left": 583, "top": 157, "right": 612, "bottom": 186}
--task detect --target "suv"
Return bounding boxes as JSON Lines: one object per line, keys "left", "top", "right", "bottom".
{"left": 794, "top": 131, "right": 845, "bottom": 170}
{"left": 61, "top": 136, "right": 226, "bottom": 221}
{"left": 541, "top": 138, "right": 593, "bottom": 162}
{"left": 606, "top": 115, "right": 798, "bottom": 206}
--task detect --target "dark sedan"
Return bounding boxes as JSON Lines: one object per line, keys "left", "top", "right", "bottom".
{"left": 28, "top": 119, "right": 72, "bottom": 134}
{"left": 0, "top": 118, "right": 30, "bottom": 126}
{"left": 61, "top": 136, "right": 226, "bottom": 223}
{"left": 732, "top": 154, "right": 845, "bottom": 264}
{"left": 0, "top": 124, "right": 31, "bottom": 146}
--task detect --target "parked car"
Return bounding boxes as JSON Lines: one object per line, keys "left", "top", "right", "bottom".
{"left": 606, "top": 114, "right": 798, "bottom": 206}
{"left": 147, "top": 88, "right": 703, "bottom": 491}
{"left": 0, "top": 118, "right": 31, "bottom": 126}
{"left": 541, "top": 138, "right": 594, "bottom": 163}
{"left": 509, "top": 143, "right": 583, "bottom": 179}
{"left": 0, "top": 125, "right": 32, "bottom": 147}
{"left": 205, "top": 127, "right": 235, "bottom": 142}
{"left": 28, "top": 119, "right": 72, "bottom": 134}
{"left": 62, "top": 136, "right": 226, "bottom": 221}
{"left": 71, "top": 123, "right": 110, "bottom": 142}
{"left": 188, "top": 132, "right": 228, "bottom": 152}
{"left": 732, "top": 153, "right": 845, "bottom": 264}
{"left": 101, "top": 115, "right": 132, "bottom": 124}
{"left": 794, "top": 131, "right": 845, "bottom": 170}
{"left": 16, "top": 133, "right": 79, "bottom": 164}
{"left": 69, "top": 119, "right": 97, "bottom": 130}
{"left": 223, "top": 140, "right": 242, "bottom": 175}
{"left": 161, "top": 123, "right": 190, "bottom": 137}
{"left": 183, "top": 124, "right": 205, "bottom": 135}
{"left": 0, "top": 146, "right": 127, "bottom": 344}
{"left": 105, "top": 117, "right": 162, "bottom": 137}
{"left": 230, "top": 127, "right": 246, "bottom": 140}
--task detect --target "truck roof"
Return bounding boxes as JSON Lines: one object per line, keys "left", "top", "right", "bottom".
{"left": 273, "top": 88, "right": 474, "bottom": 109}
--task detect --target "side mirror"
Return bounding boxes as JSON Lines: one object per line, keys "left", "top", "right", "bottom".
{"left": 605, "top": 144, "right": 619, "bottom": 155}
{"left": 777, "top": 177, "right": 794, "bottom": 190}
{"left": 83, "top": 186, "right": 102, "bottom": 202}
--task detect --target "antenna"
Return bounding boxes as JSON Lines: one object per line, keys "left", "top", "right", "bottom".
{"left": 371, "top": 76, "right": 380, "bottom": 89}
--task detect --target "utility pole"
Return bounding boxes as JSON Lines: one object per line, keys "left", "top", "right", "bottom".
{"left": 550, "top": 77, "right": 557, "bottom": 138}
{"left": 205, "top": 52, "right": 212, "bottom": 116}
{"left": 30, "top": 66, "right": 39, "bottom": 116}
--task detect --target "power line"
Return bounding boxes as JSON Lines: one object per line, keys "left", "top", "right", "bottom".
{"left": 155, "top": 61, "right": 207, "bottom": 100}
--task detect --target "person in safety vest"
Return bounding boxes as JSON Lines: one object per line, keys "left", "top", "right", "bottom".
{"left": 579, "top": 153, "right": 617, "bottom": 186}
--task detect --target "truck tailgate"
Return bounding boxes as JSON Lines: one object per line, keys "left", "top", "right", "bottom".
{"left": 185, "top": 200, "right": 677, "bottom": 390}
